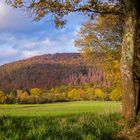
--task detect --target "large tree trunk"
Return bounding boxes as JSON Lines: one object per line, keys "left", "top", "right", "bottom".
{"left": 135, "top": 44, "right": 140, "bottom": 114}
{"left": 135, "top": 30, "right": 140, "bottom": 114}
{"left": 121, "top": 1, "right": 137, "bottom": 119}
{"left": 136, "top": 79, "right": 140, "bottom": 114}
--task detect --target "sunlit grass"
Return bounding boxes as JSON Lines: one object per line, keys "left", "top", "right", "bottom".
{"left": 0, "top": 101, "right": 121, "bottom": 117}
{"left": 0, "top": 101, "right": 122, "bottom": 140}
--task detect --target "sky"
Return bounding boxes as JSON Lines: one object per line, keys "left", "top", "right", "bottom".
{"left": 0, "top": 2, "right": 88, "bottom": 65}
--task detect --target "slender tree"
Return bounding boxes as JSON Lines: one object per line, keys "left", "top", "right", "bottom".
{"left": 6, "top": 0, "right": 140, "bottom": 119}
{"left": 75, "top": 13, "right": 140, "bottom": 118}
{"left": 75, "top": 15, "right": 122, "bottom": 88}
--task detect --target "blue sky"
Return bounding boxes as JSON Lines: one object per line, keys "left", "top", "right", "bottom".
{"left": 0, "top": 2, "right": 88, "bottom": 65}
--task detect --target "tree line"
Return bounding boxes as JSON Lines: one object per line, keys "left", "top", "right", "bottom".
{"left": 0, "top": 84, "right": 121, "bottom": 104}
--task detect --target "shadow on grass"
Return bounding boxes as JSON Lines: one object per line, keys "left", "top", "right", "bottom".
{"left": 1, "top": 105, "right": 41, "bottom": 110}
{"left": 0, "top": 113, "right": 122, "bottom": 140}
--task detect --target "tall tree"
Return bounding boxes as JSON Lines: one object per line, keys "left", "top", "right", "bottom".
{"left": 121, "top": 1, "right": 139, "bottom": 119}
{"left": 6, "top": 0, "right": 140, "bottom": 119}
{"left": 75, "top": 15, "right": 122, "bottom": 88}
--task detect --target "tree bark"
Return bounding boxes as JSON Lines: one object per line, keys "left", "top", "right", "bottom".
{"left": 136, "top": 79, "right": 140, "bottom": 114}
{"left": 121, "top": 1, "right": 137, "bottom": 119}
{"left": 135, "top": 46, "right": 140, "bottom": 114}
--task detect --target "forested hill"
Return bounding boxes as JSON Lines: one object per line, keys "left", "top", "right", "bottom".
{"left": 0, "top": 53, "right": 110, "bottom": 92}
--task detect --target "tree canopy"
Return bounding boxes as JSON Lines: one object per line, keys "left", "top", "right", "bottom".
{"left": 6, "top": 0, "right": 124, "bottom": 27}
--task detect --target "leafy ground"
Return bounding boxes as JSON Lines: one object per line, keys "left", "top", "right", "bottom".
{"left": 0, "top": 101, "right": 122, "bottom": 140}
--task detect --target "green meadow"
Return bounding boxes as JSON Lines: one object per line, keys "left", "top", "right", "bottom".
{"left": 0, "top": 101, "right": 122, "bottom": 140}
{"left": 0, "top": 101, "right": 121, "bottom": 117}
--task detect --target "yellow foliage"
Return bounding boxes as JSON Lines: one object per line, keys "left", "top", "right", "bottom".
{"left": 68, "top": 89, "right": 81, "bottom": 100}
{"left": 30, "top": 88, "right": 42, "bottom": 96}
{"left": 110, "top": 88, "right": 122, "bottom": 101}
{"left": 86, "top": 87, "right": 95, "bottom": 100}
{"left": 78, "top": 89, "right": 86, "bottom": 98}
{"left": 94, "top": 88, "right": 105, "bottom": 100}
{"left": 86, "top": 88, "right": 94, "bottom": 95}
{"left": 20, "top": 92, "right": 29, "bottom": 99}
{"left": 75, "top": 17, "right": 121, "bottom": 88}
{"left": 0, "top": 91, "right": 5, "bottom": 104}
{"left": 16, "top": 90, "right": 23, "bottom": 98}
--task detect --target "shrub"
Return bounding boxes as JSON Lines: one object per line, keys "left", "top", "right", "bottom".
{"left": 0, "top": 91, "right": 5, "bottom": 104}
{"left": 19, "top": 91, "right": 29, "bottom": 103}
{"left": 68, "top": 89, "right": 81, "bottom": 100}
{"left": 110, "top": 88, "right": 122, "bottom": 101}
{"left": 5, "top": 92, "right": 16, "bottom": 104}
{"left": 94, "top": 88, "right": 105, "bottom": 100}
{"left": 86, "top": 87, "right": 95, "bottom": 100}
{"left": 30, "top": 88, "right": 43, "bottom": 96}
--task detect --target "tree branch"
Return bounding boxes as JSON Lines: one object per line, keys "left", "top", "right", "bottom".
{"left": 73, "top": 7, "right": 123, "bottom": 15}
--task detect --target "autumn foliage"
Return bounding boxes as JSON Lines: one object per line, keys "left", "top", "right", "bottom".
{"left": 0, "top": 53, "right": 111, "bottom": 91}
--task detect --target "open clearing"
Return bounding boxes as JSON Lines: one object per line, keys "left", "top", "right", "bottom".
{"left": 0, "top": 101, "right": 121, "bottom": 117}
{"left": 0, "top": 101, "right": 122, "bottom": 140}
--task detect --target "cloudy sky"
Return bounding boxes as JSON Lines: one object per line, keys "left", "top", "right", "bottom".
{"left": 0, "top": 2, "right": 88, "bottom": 65}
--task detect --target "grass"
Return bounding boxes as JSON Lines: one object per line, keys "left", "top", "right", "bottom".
{"left": 0, "top": 101, "right": 122, "bottom": 140}
{"left": 0, "top": 101, "right": 121, "bottom": 117}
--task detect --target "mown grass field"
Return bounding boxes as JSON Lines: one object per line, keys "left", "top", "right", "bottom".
{"left": 0, "top": 101, "right": 122, "bottom": 140}
{"left": 0, "top": 101, "right": 121, "bottom": 117}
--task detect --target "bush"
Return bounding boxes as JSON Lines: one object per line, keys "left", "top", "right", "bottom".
{"left": 86, "top": 87, "right": 95, "bottom": 100}
{"left": 0, "top": 91, "right": 5, "bottom": 104}
{"left": 0, "top": 84, "right": 122, "bottom": 104}
{"left": 18, "top": 91, "right": 29, "bottom": 103}
{"left": 30, "top": 88, "right": 43, "bottom": 96}
{"left": 110, "top": 88, "right": 122, "bottom": 101}
{"left": 68, "top": 89, "right": 81, "bottom": 100}
{"left": 94, "top": 88, "right": 105, "bottom": 100}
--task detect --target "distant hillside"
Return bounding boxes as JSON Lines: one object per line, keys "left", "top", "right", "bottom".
{"left": 0, "top": 53, "right": 110, "bottom": 92}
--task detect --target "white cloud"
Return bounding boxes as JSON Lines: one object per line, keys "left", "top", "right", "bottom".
{"left": 0, "top": 32, "right": 78, "bottom": 65}
{"left": 22, "top": 38, "right": 54, "bottom": 50}
{"left": 0, "top": 48, "right": 19, "bottom": 58}
{"left": 0, "top": 2, "right": 42, "bottom": 33}
{"left": 22, "top": 50, "right": 41, "bottom": 58}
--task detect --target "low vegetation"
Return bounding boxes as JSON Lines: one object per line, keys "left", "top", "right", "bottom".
{"left": 0, "top": 114, "right": 122, "bottom": 140}
{"left": 0, "top": 101, "right": 122, "bottom": 140}
{"left": 0, "top": 84, "right": 122, "bottom": 104}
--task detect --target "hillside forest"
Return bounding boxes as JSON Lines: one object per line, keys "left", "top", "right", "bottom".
{"left": 0, "top": 51, "right": 121, "bottom": 104}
